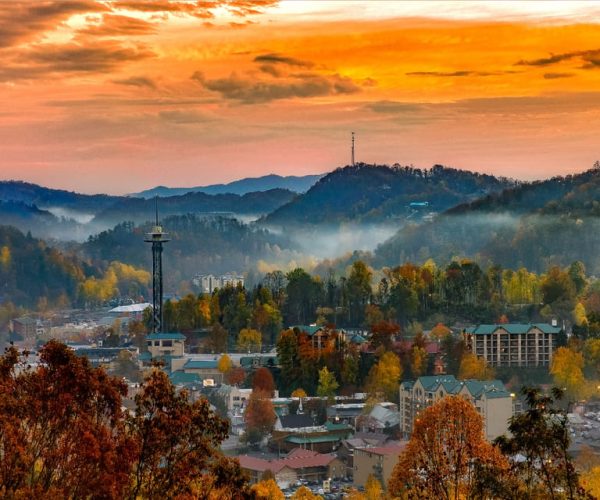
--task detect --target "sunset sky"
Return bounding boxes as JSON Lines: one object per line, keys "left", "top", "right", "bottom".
{"left": 3, "top": 1, "right": 600, "bottom": 193}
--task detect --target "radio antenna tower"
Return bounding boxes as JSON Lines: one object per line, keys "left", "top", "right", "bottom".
{"left": 351, "top": 131, "right": 355, "bottom": 166}
{"left": 144, "top": 196, "right": 170, "bottom": 333}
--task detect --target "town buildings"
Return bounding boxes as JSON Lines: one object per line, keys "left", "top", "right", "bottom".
{"left": 464, "top": 323, "right": 560, "bottom": 367}
{"left": 399, "top": 375, "right": 513, "bottom": 442}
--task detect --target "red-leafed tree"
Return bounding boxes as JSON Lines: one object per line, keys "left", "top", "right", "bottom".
{"left": 244, "top": 390, "right": 276, "bottom": 445}
{"left": 370, "top": 320, "right": 401, "bottom": 350}
{"left": 227, "top": 366, "right": 247, "bottom": 386}
{"left": 0, "top": 341, "right": 135, "bottom": 498}
{"left": 252, "top": 366, "right": 275, "bottom": 396}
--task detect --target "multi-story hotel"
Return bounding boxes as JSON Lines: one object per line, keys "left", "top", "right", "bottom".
{"left": 464, "top": 323, "right": 560, "bottom": 368}
{"left": 399, "top": 375, "right": 513, "bottom": 442}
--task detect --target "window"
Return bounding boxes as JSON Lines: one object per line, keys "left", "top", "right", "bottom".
{"left": 147, "top": 341, "right": 152, "bottom": 346}
{"left": 162, "top": 340, "right": 173, "bottom": 347}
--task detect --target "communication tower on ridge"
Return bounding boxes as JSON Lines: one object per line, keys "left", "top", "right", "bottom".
{"left": 351, "top": 131, "right": 355, "bottom": 166}
{"left": 144, "top": 197, "right": 170, "bottom": 333}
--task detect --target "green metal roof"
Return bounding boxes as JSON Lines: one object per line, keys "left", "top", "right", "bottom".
{"left": 418, "top": 375, "right": 458, "bottom": 391}
{"left": 286, "top": 435, "right": 342, "bottom": 444}
{"left": 291, "top": 325, "right": 323, "bottom": 337}
{"left": 324, "top": 421, "right": 352, "bottom": 432}
{"left": 466, "top": 323, "right": 560, "bottom": 335}
{"left": 138, "top": 351, "right": 152, "bottom": 361}
{"left": 169, "top": 372, "right": 201, "bottom": 385}
{"left": 146, "top": 332, "right": 186, "bottom": 340}
{"left": 184, "top": 359, "right": 218, "bottom": 370}
{"left": 350, "top": 334, "right": 367, "bottom": 344}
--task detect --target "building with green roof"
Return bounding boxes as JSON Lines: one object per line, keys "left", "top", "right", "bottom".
{"left": 464, "top": 323, "right": 559, "bottom": 368}
{"left": 399, "top": 375, "right": 513, "bottom": 442}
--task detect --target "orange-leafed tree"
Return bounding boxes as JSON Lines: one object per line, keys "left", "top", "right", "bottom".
{"left": 127, "top": 367, "right": 246, "bottom": 499}
{"left": 244, "top": 390, "right": 276, "bottom": 445}
{"left": 388, "top": 395, "right": 508, "bottom": 500}
{"left": 252, "top": 366, "right": 275, "bottom": 396}
{"left": 227, "top": 366, "right": 247, "bottom": 386}
{"left": 0, "top": 341, "right": 136, "bottom": 499}
{"left": 458, "top": 352, "right": 495, "bottom": 380}
{"left": 370, "top": 320, "right": 400, "bottom": 350}
{"left": 251, "top": 478, "right": 284, "bottom": 499}
{"left": 430, "top": 322, "right": 452, "bottom": 341}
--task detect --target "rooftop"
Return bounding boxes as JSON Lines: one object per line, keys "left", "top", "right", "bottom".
{"left": 465, "top": 323, "right": 561, "bottom": 335}
{"left": 146, "top": 332, "right": 186, "bottom": 340}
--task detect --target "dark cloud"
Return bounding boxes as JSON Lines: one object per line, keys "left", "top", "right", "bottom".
{"left": 258, "top": 64, "right": 283, "bottom": 77}
{"left": 254, "top": 53, "right": 313, "bottom": 67}
{"left": 112, "top": 76, "right": 157, "bottom": 88}
{"left": 27, "top": 41, "right": 154, "bottom": 73}
{"left": 192, "top": 71, "right": 361, "bottom": 103}
{"left": 543, "top": 72, "right": 574, "bottom": 79}
{"left": 0, "top": 1, "right": 107, "bottom": 48}
{"left": 367, "top": 101, "right": 424, "bottom": 114}
{"left": 516, "top": 49, "right": 600, "bottom": 67}
{"left": 79, "top": 14, "right": 157, "bottom": 36}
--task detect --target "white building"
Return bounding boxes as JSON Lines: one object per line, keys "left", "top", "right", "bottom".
{"left": 192, "top": 273, "right": 245, "bottom": 294}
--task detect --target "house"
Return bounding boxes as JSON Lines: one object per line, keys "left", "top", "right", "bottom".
{"left": 399, "top": 375, "right": 513, "bottom": 441}
{"left": 291, "top": 325, "right": 346, "bottom": 352}
{"left": 356, "top": 403, "right": 400, "bottom": 434}
{"left": 9, "top": 316, "right": 43, "bottom": 348}
{"left": 178, "top": 359, "right": 223, "bottom": 385}
{"left": 271, "top": 417, "right": 353, "bottom": 454}
{"left": 146, "top": 332, "right": 185, "bottom": 358}
{"left": 464, "top": 323, "right": 560, "bottom": 367}
{"left": 216, "top": 384, "right": 253, "bottom": 412}
{"left": 238, "top": 448, "right": 345, "bottom": 488}
{"left": 353, "top": 441, "right": 406, "bottom": 489}
{"left": 338, "top": 432, "right": 390, "bottom": 478}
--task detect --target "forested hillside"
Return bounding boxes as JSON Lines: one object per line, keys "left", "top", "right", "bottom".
{"left": 375, "top": 164, "right": 600, "bottom": 273}
{"left": 82, "top": 215, "right": 296, "bottom": 287}
{"left": 263, "top": 163, "right": 514, "bottom": 226}
{"left": 91, "top": 188, "right": 296, "bottom": 227}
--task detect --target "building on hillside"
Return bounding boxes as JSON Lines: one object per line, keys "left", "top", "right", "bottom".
{"left": 352, "top": 441, "right": 406, "bottom": 489}
{"left": 192, "top": 273, "right": 244, "bottom": 294}
{"left": 72, "top": 346, "right": 138, "bottom": 368}
{"left": 399, "top": 375, "right": 513, "bottom": 442}
{"left": 238, "top": 448, "right": 345, "bottom": 488}
{"left": 464, "top": 323, "right": 560, "bottom": 367}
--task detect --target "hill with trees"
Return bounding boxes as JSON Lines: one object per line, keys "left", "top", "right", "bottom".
{"left": 262, "top": 163, "right": 514, "bottom": 227}
{"left": 374, "top": 164, "right": 600, "bottom": 273}
{"left": 91, "top": 188, "right": 296, "bottom": 228}
{"left": 82, "top": 215, "right": 297, "bottom": 288}
{"left": 133, "top": 173, "right": 323, "bottom": 198}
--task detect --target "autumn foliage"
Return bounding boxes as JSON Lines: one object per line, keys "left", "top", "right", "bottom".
{"left": 388, "top": 395, "right": 508, "bottom": 499}
{"left": 0, "top": 341, "right": 252, "bottom": 499}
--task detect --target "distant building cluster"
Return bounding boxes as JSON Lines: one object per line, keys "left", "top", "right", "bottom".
{"left": 192, "top": 273, "right": 245, "bottom": 294}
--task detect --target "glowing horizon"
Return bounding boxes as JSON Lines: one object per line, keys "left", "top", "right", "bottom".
{"left": 2, "top": 1, "right": 600, "bottom": 194}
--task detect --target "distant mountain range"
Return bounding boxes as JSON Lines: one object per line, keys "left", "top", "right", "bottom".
{"left": 132, "top": 173, "right": 323, "bottom": 198}
{"left": 262, "top": 164, "right": 515, "bottom": 227}
{"left": 374, "top": 164, "right": 600, "bottom": 273}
